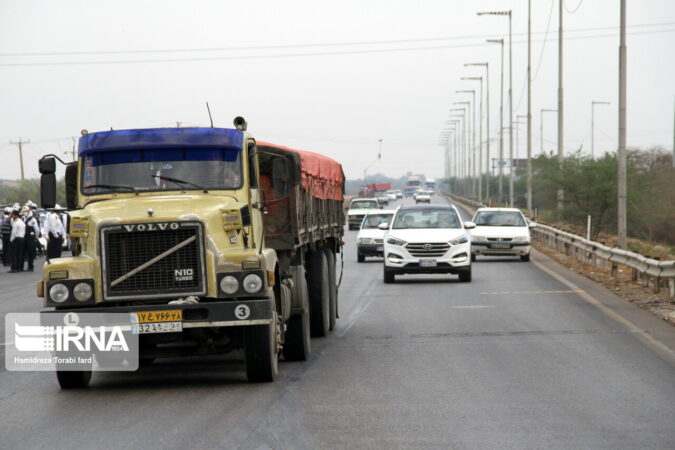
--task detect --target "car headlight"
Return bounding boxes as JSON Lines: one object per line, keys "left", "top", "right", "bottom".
{"left": 73, "top": 282, "right": 93, "bottom": 302}
{"left": 514, "top": 236, "right": 530, "bottom": 242}
{"left": 450, "top": 234, "right": 469, "bottom": 245}
{"left": 219, "top": 275, "right": 239, "bottom": 295}
{"left": 49, "top": 283, "right": 69, "bottom": 303}
{"left": 243, "top": 273, "right": 263, "bottom": 293}
{"left": 386, "top": 236, "right": 407, "bottom": 246}
{"left": 359, "top": 238, "right": 374, "bottom": 244}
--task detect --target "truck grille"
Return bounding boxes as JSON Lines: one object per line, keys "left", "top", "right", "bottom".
{"left": 406, "top": 243, "right": 450, "bottom": 257}
{"left": 101, "top": 222, "right": 205, "bottom": 300}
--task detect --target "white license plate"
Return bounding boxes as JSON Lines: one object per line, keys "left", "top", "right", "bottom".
{"left": 376, "top": 246, "right": 383, "bottom": 252}
{"left": 490, "top": 244, "right": 511, "bottom": 249}
{"left": 419, "top": 259, "right": 437, "bottom": 267}
{"left": 133, "top": 322, "right": 183, "bottom": 334}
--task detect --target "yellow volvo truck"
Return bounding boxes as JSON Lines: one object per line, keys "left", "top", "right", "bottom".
{"left": 38, "top": 118, "right": 344, "bottom": 388}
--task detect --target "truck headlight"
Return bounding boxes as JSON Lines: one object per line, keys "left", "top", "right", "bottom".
{"left": 220, "top": 275, "right": 239, "bottom": 295}
{"left": 49, "top": 283, "right": 69, "bottom": 303}
{"left": 450, "top": 234, "right": 469, "bottom": 245}
{"left": 73, "top": 282, "right": 93, "bottom": 302}
{"left": 243, "top": 274, "right": 263, "bottom": 293}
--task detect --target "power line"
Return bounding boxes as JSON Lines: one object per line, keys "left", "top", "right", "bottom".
{"left": 564, "top": 0, "right": 585, "bottom": 14}
{"left": 1, "top": 28, "right": 673, "bottom": 68}
{"left": 532, "top": 0, "right": 556, "bottom": 81}
{"left": 1, "top": 21, "right": 671, "bottom": 58}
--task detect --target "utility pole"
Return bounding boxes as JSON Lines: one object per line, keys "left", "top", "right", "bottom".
{"left": 591, "top": 101, "right": 611, "bottom": 158}
{"left": 456, "top": 91, "right": 476, "bottom": 197}
{"left": 486, "top": 38, "right": 504, "bottom": 204}
{"left": 617, "top": 0, "right": 627, "bottom": 248}
{"left": 453, "top": 103, "right": 470, "bottom": 195}
{"left": 465, "top": 64, "right": 490, "bottom": 203}
{"left": 527, "top": 0, "right": 533, "bottom": 217}
{"left": 517, "top": 115, "right": 528, "bottom": 162}
{"left": 540, "top": 109, "right": 558, "bottom": 153}
{"left": 557, "top": 0, "right": 564, "bottom": 212}
{"left": 363, "top": 139, "right": 382, "bottom": 191}
{"left": 9, "top": 138, "right": 29, "bottom": 181}
{"left": 449, "top": 112, "right": 466, "bottom": 193}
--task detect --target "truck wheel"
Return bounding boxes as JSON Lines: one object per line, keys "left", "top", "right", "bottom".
{"left": 282, "top": 274, "right": 311, "bottom": 361}
{"left": 357, "top": 253, "right": 365, "bottom": 263}
{"left": 243, "top": 314, "right": 279, "bottom": 382}
{"left": 322, "top": 248, "right": 337, "bottom": 331}
{"left": 458, "top": 266, "right": 472, "bottom": 282}
{"left": 56, "top": 370, "right": 92, "bottom": 389}
{"left": 471, "top": 253, "right": 476, "bottom": 262}
{"left": 383, "top": 267, "right": 396, "bottom": 284}
{"left": 307, "top": 250, "right": 330, "bottom": 337}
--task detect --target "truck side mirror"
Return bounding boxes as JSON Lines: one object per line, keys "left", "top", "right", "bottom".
{"left": 39, "top": 156, "right": 57, "bottom": 209}
{"left": 272, "top": 158, "right": 290, "bottom": 198}
{"left": 65, "top": 163, "right": 78, "bottom": 210}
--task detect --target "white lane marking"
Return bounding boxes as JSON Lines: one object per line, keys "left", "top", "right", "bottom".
{"left": 450, "top": 305, "right": 493, "bottom": 309}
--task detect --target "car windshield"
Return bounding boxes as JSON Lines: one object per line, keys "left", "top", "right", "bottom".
{"left": 362, "top": 213, "right": 393, "bottom": 229}
{"left": 392, "top": 208, "right": 461, "bottom": 229}
{"left": 81, "top": 148, "right": 242, "bottom": 194}
{"left": 473, "top": 211, "right": 527, "bottom": 227}
{"left": 351, "top": 200, "right": 378, "bottom": 209}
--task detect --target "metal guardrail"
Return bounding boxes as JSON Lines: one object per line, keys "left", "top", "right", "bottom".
{"left": 444, "top": 192, "right": 675, "bottom": 297}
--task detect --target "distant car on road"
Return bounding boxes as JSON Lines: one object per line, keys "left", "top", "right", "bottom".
{"left": 382, "top": 204, "right": 474, "bottom": 283}
{"left": 415, "top": 191, "right": 431, "bottom": 203}
{"left": 385, "top": 190, "right": 398, "bottom": 201}
{"left": 393, "top": 189, "right": 403, "bottom": 199}
{"left": 375, "top": 193, "right": 389, "bottom": 206}
{"left": 469, "top": 207, "right": 533, "bottom": 261}
{"left": 357, "top": 210, "right": 394, "bottom": 262}
{"left": 347, "top": 198, "right": 380, "bottom": 230}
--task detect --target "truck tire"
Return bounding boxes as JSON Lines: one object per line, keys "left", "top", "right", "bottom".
{"left": 282, "top": 274, "right": 311, "bottom": 361}
{"left": 307, "top": 250, "right": 330, "bottom": 337}
{"left": 458, "top": 265, "right": 472, "bottom": 282}
{"left": 322, "top": 247, "right": 337, "bottom": 331}
{"left": 56, "top": 370, "right": 92, "bottom": 389}
{"left": 243, "top": 312, "right": 279, "bottom": 382}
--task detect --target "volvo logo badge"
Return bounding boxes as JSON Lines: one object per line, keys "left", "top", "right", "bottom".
{"left": 123, "top": 222, "right": 180, "bottom": 232}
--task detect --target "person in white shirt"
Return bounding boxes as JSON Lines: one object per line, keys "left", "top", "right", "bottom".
{"left": 44, "top": 208, "right": 66, "bottom": 260}
{"left": 9, "top": 210, "right": 25, "bottom": 272}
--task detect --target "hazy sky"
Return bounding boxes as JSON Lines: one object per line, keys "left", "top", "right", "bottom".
{"left": 1, "top": 0, "right": 673, "bottom": 181}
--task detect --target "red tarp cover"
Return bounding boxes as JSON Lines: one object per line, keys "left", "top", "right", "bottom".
{"left": 258, "top": 142, "right": 344, "bottom": 201}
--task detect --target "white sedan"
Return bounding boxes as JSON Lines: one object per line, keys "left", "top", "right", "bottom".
{"left": 469, "top": 208, "right": 533, "bottom": 261}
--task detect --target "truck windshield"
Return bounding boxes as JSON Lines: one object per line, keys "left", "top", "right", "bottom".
{"left": 81, "top": 148, "right": 242, "bottom": 194}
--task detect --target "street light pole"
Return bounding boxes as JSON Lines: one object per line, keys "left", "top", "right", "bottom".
{"left": 462, "top": 77, "right": 484, "bottom": 202}
{"left": 617, "top": 0, "right": 627, "bottom": 248}
{"left": 591, "top": 101, "right": 611, "bottom": 158}
{"left": 479, "top": 11, "right": 513, "bottom": 203}
{"left": 450, "top": 111, "right": 467, "bottom": 194}
{"left": 486, "top": 38, "right": 505, "bottom": 204}
{"left": 457, "top": 91, "right": 476, "bottom": 197}
{"left": 363, "top": 139, "right": 382, "bottom": 194}
{"left": 557, "top": 0, "right": 564, "bottom": 212}
{"left": 527, "top": 0, "right": 533, "bottom": 217}
{"left": 453, "top": 103, "right": 471, "bottom": 195}
{"left": 465, "top": 63, "right": 490, "bottom": 202}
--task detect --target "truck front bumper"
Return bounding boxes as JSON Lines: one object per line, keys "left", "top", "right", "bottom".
{"left": 41, "top": 298, "right": 274, "bottom": 328}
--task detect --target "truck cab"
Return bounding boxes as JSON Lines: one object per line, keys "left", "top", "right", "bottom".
{"left": 38, "top": 119, "right": 344, "bottom": 388}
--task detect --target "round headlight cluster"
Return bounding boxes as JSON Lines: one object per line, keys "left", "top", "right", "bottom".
{"left": 49, "top": 283, "right": 69, "bottom": 303}
{"left": 243, "top": 274, "right": 263, "bottom": 293}
{"left": 73, "top": 282, "right": 93, "bottom": 302}
{"left": 220, "top": 275, "right": 239, "bottom": 295}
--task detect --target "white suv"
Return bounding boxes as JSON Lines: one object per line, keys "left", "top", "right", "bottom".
{"left": 469, "top": 208, "right": 533, "bottom": 261}
{"left": 382, "top": 205, "right": 474, "bottom": 283}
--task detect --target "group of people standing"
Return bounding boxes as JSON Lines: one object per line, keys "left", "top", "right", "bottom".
{"left": 1, "top": 202, "right": 67, "bottom": 273}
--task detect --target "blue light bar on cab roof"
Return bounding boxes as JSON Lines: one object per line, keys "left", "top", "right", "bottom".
{"left": 78, "top": 127, "right": 244, "bottom": 156}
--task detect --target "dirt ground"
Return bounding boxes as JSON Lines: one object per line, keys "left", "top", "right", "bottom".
{"left": 534, "top": 242, "right": 675, "bottom": 326}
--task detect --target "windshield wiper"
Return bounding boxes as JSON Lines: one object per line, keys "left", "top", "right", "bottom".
{"left": 82, "top": 184, "right": 137, "bottom": 193}
{"left": 151, "top": 175, "right": 208, "bottom": 193}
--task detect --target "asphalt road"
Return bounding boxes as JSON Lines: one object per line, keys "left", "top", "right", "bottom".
{"left": 1, "top": 195, "right": 674, "bottom": 449}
